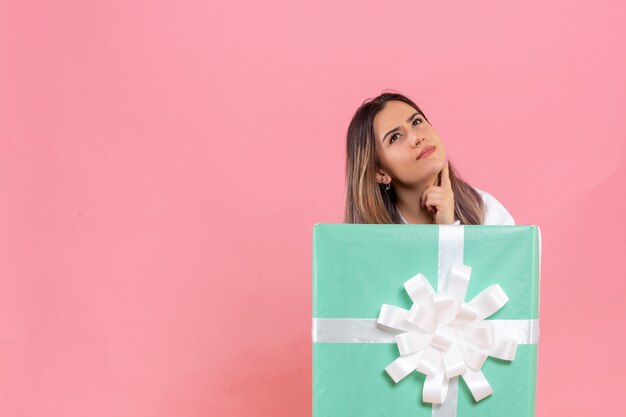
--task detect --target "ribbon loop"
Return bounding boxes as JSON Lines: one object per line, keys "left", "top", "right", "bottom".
{"left": 377, "top": 304, "right": 416, "bottom": 332}
{"left": 433, "top": 293, "right": 457, "bottom": 323}
{"left": 462, "top": 322, "right": 495, "bottom": 346}
{"left": 423, "top": 371, "right": 449, "bottom": 404}
{"left": 396, "top": 331, "right": 431, "bottom": 355}
{"left": 457, "top": 337, "right": 488, "bottom": 371}
{"left": 431, "top": 325, "right": 455, "bottom": 351}
{"left": 452, "top": 302, "right": 479, "bottom": 323}
{"left": 469, "top": 284, "right": 509, "bottom": 320}
{"left": 385, "top": 351, "right": 423, "bottom": 383}
{"left": 407, "top": 304, "right": 436, "bottom": 333}
{"left": 462, "top": 370, "right": 493, "bottom": 402}
{"left": 404, "top": 273, "right": 435, "bottom": 304}
{"left": 487, "top": 337, "right": 518, "bottom": 361}
{"left": 441, "top": 343, "right": 467, "bottom": 378}
{"left": 416, "top": 347, "right": 443, "bottom": 376}
{"left": 445, "top": 263, "right": 471, "bottom": 301}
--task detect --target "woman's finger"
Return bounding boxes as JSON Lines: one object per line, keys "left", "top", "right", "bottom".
{"left": 421, "top": 186, "right": 448, "bottom": 207}
{"left": 420, "top": 185, "right": 439, "bottom": 208}
{"left": 423, "top": 193, "right": 444, "bottom": 211}
{"left": 440, "top": 161, "right": 452, "bottom": 191}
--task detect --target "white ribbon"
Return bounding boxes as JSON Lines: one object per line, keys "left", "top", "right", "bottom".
{"left": 378, "top": 224, "right": 531, "bottom": 417}
{"left": 312, "top": 318, "right": 538, "bottom": 345}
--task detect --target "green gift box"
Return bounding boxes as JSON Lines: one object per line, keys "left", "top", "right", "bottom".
{"left": 312, "top": 224, "right": 541, "bottom": 417}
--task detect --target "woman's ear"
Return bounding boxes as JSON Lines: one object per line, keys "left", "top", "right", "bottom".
{"left": 375, "top": 168, "right": 391, "bottom": 185}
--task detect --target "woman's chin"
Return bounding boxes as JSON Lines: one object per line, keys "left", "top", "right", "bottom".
{"left": 417, "top": 158, "right": 442, "bottom": 172}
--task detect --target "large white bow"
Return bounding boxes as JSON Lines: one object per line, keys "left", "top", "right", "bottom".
{"left": 377, "top": 262, "right": 517, "bottom": 404}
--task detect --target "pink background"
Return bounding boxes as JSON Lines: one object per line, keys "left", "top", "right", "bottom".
{"left": 1, "top": 1, "right": 625, "bottom": 416}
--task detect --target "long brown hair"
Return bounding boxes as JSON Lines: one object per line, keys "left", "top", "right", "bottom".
{"left": 344, "top": 92, "right": 485, "bottom": 224}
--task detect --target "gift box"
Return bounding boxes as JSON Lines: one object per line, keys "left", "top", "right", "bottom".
{"left": 312, "top": 224, "right": 541, "bottom": 417}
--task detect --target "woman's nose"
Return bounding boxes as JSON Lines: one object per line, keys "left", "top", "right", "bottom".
{"left": 410, "top": 135, "right": 423, "bottom": 147}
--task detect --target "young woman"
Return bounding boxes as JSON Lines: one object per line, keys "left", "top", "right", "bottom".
{"left": 344, "top": 92, "right": 515, "bottom": 225}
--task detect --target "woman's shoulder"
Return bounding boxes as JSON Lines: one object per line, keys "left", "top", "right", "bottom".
{"left": 471, "top": 186, "right": 516, "bottom": 225}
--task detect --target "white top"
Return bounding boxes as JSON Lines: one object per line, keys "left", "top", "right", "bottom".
{"left": 397, "top": 186, "right": 516, "bottom": 225}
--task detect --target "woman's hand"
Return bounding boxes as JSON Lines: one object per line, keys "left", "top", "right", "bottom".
{"left": 420, "top": 161, "right": 456, "bottom": 224}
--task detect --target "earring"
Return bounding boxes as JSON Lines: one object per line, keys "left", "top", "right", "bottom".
{"left": 384, "top": 182, "right": 391, "bottom": 191}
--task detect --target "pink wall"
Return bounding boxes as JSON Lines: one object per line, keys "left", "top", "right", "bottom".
{"left": 1, "top": 1, "right": 624, "bottom": 415}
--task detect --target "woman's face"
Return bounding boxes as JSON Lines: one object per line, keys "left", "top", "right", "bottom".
{"left": 373, "top": 100, "right": 446, "bottom": 187}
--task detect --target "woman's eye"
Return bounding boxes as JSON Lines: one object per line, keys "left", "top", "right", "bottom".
{"left": 389, "top": 118, "right": 422, "bottom": 144}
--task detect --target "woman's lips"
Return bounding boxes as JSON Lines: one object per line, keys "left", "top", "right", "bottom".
{"left": 417, "top": 146, "right": 436, "bottom": 159}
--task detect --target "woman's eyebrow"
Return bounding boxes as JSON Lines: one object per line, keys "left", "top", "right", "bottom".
{"left": 382, "top": 112, "right": 420, "bottom": 143}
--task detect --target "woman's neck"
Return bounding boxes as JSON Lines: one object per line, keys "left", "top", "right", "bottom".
{"left": 396, "top": 199, "right": 433, "bottom": 224}
{"left": 395, "top": 175, "right": 439, "bottom": 224}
